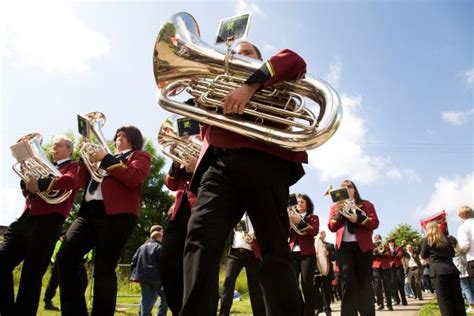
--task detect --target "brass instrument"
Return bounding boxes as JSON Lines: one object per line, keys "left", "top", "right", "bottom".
{"left": 153, "top": 12, "right": 342, "bottom": 151}
{"left": 288, "top": 205, "right": 312, "bottom": 235}
{"left": 10, "top": 133, "right": 72, "bottom": 204}
{"left": 79, "top": 112, "right": 112, "bottom": 182}
{"left": 373, "top": 241, "right": 386, "bottom": 256}
{"left": 324, "top": 185, "right": 364, "bottom": 219}
{"left": 235, "top": 218, "right": 254, "bottom": 244}
{"left": 157, "top": 116, "right": 201, "bottom": 167}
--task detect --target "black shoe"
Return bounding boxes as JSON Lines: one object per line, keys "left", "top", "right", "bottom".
{"left": 402, "top": 301, "right": 408, "bottom": 306}
{"left": 388, "top": 306, "right": 394, "bottom": 311}
{"left": 44, "top": 301, "right": 60, "bottom": 311}
{"left": 377, "top": 305, "right": 384, "bottom": 311}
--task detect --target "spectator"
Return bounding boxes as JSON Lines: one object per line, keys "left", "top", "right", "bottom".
{"left": 131, "top": 228, "right": 168, "bottom": 316}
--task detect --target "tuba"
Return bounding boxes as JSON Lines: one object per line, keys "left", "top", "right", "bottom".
{"left": 10, "top": 133, "right": 72, "bottom": 204}
{"left": 153, "top": 12, "right": 342, "bottom": 151}
{"left": 79, "top": 112, "right": 112, "bottom": 182}
{"left": 157, "top": 116, "right": 202, "bottom": 167}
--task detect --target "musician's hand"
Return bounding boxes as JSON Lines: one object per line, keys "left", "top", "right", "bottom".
{"left": 90, "top": 150, "right": 107, "bottom": 163}
{"left": 223, "top": 83, "right": 260, "bottom": 115}
{"left": 289, "top": 211, "right": 300, "bottom": 225}
{"left": 25, "top": 179, "right": 40, "bottom": 193}
{"left": 184, "top": 154, "right": 197, "bottom": 173}
{"left": 347, "top": 212, "right": 358, "bottom": 223}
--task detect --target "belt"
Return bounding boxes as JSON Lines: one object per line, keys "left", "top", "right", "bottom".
{"left": 231, "top": 248, "right": 252, "bottom": 254}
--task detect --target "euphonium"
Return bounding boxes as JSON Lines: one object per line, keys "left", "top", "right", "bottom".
{"left": 79, "top": 112, "right": 112, "bottom": 182}
{"left": 10, "top": 133, "right": 72, "bottom": 204}
{"left": 324, "top": 185, "right": 364, "bottom": 219}
{"left": 157, "top": 116, "right": 201, "bottom": 167}
{"left": 374, "top": 241, "right": 386, "bottom": 255}
{"left": 153, "top": 12, "right": 342, "bottom": 151}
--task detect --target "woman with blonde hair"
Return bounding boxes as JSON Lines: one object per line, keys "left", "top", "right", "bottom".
{"left": 421, "top": 221, "right": 466, "bottom": 316}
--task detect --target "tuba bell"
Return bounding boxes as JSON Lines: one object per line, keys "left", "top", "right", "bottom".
{"left": 157, "top": 116, "right": 202, "bottom": 167}
{"left": 79, "top": 112, "right": 112, "bottom": 182}
{"left": 153, "top": 12, "right": 342, "bottom": 151}
{"left": 10, "top": 133, "right": 72, "bottom": 204}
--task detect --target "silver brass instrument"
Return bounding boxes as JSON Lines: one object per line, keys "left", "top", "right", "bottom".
{"left": 10, "top": 133, "right": 72, "bottom": 204}
{"left": 153, "top": 12, "right": 342, "bottom": 151}
{"left": 324, "top": 185, "right": 364, "bottom": 219}
{"left": 158, "top": 116, "right": 201, "bottom": 167}
{"left": 288, "top": 205, "right": 311, "bottom": 235}
{"left": 79, "top": 112, "right": 112, "bottom": 182}
{"left": 235, "top": 218, "right": 254, "bottom": 244}
{"left": 373, "top": 241, "right": 386, "bottom": 255}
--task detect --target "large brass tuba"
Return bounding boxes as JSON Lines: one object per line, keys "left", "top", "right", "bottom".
{"left": 10, "top": 133, "right": 72, "bottom": 204}
{"left": 79, "top": 112, "right": 112, "bottom": 182}
{"left": 157, "top": 116, "right": 201, "bottom": 167}
{"left": 153, "top": 12, "right": 342, "bottom": 151}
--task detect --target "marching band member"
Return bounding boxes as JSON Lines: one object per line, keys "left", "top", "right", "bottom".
{"left": 159, "top": 147, "right": 197, "bottom": 315}
{"left": 181, "top": 41, "right": 308, "bottom": 316}
{"left": 288, "top": 193, "right": 320, "bottom": 316}
{"left": 0, "top": 136, "right": 80, "bottom": 316}
{"left": 328, "top": 179, "right": 379, "bottom": 316}
{"left": 372, "top": 234, "right": 393, "bottom": 311}
{"left": 57, "top": 126, "right": 151, "bottom": 316}
{"left": 314, "top": 230, "right": 336, "bottom": 316}
{"left": 219, "top": 213, "right": 265, "bottom": 316}
{"left": 388, "top": 239, "right": 408, "bottom": 306}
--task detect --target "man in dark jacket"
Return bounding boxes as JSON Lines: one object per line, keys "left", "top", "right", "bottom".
{"left": 131, "top": 227, "right": 168, "bottom": 316}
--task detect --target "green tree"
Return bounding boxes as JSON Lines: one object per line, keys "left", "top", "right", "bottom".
{"left": 385, "top": 223, "right": 422, "bottom": 246}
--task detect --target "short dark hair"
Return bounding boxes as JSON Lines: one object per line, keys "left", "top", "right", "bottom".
{"left": 297, "top": 193, "right": 314, "bottom": 215}
{"left": 237, "top": 41, "right": 262, "bottom": 60}
{"left": 114, "top": 126, "right": 144, "bottom": 150}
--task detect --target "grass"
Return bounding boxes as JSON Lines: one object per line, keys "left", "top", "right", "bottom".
{"left": 419, "top": 297, "right": 473, "bottom": 316}
{"left": 15, "top": 263, "right": 254, "bottom": 315}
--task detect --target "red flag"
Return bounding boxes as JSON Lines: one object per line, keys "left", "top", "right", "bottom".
{"left": 420, "top": 210, "right": 447, "bottom": 234}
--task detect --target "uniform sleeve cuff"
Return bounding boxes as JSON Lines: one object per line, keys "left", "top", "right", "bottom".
{"left": 244, "top": 62, "right": 272, "bottom": 85}
{"left": 100, "top": 154, "right": 123, "bottom": 171}
{"left": 38, "top": 177, "right": 54, "bottom": 192}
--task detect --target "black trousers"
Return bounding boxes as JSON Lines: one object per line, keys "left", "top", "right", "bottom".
{"left": 44, "top": 261, "right": 89, "bottom": 303}
{"left": 337, "top": 241, "right": 375, "bottom": 316}
{"left": 181, "top": 148, "right": 301, "bottom": 316}
{"left": 57, "top": 200, "right": 137, "bottom": 316}
{"left": 314, "top": 274, "right": 333, "bottom": 313}
{"left": 292, "top": 252, "right": 320, "bottom": 316}
{"left": 390, "top": 266, "right": 407, "bottom": 305}
{"left": 373, "top": 268, "right": 392, "bottom": 308}
{"left": 431, "top": 273, "right": 467, "bottom": 316}
{"left": 220, "top": 248, "right": 266, "bottom": 316}
{"left": 0, "top": 211, "right": 64, "bottom": 316}
{"left": 159, "top": 197, "right": 191, "bottom": 315}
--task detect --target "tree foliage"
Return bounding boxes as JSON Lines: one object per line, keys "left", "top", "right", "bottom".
{"left": 385, "top": 223, "right": 422, "bottom": 246}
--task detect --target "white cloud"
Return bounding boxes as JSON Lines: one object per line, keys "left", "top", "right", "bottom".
{"left": 442, "top": 108, "right": 474, "bottom": 126}
{"left": 465, "top": 67, "right": 474, "bottom": 86}
{"left": 325, "top": 57, "right": 342, "bottom": 87}
{"left": 262, "top": 43, "right": 275, "bottom": 52}
{"left": 0, "top": 186, "right": 24, "bottom": 226}
{"left": 308, "top": 94, "right": 388, "bottom": 184}
{"left": 387, "top": 168, "right": 421, "bottom": 183}
{"left": 417, "top": 172, "right": 474, "bottom": 217}
{"left": 1, "top": 0, "right": 109, "bottom": 73}
{"left": 235, "top": 0, "right": 266, "bottom": 17}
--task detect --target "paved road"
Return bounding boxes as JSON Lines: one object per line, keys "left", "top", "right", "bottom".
{"left": 328, "top": 293, "right": 436, "bottom": 315}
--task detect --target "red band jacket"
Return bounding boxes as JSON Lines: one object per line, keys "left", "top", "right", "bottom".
{"left": 328, "top": 200, "right": 379, "bottom": 253}
{"left": 22, "top": 160, "right": 80, "bottom": 218}
{"left": 164, "top": 163, "right": 197, "bottom": 220}
{"left": 289, "top": 214, "right": 319, "bottom": 255}
{"left": 78, "top": 150, "right": 151, "bottom": 215}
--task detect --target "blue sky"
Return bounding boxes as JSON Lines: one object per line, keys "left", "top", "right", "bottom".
{"left": 1, "top": 0, "right": 472, "bottom": 244}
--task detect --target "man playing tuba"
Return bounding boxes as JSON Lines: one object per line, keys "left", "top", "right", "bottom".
{"left": 0, "top": 136, "right": 80, "bottom": 316}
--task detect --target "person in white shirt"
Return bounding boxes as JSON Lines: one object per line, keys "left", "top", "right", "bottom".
{"left": 457, "top": 206, "right": 474, "bottom": 284}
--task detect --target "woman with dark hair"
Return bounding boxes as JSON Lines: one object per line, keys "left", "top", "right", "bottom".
{"left": 288, "top": 193, "right": 320, "bottom": 316}
{"left": 328, "top": 179, "right": 379, "bottom": 316}
{"left": 57, "top": 125, "right": 151, "bottom": 316}
{"left": 421, "top": 222, "right": 466, "bottom": 316}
